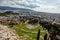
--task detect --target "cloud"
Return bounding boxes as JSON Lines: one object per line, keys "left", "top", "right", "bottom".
{"left": 0, "top": 0, "right": 60, "bottom": 13}
{"left": 33, "top": 4, "right": 59, "bottom": 13}
{"left": 0, "top": 0, "right": 39, "bottom": 8}
{"left": 15, "top": 3, "right": 39, "bottom": 8}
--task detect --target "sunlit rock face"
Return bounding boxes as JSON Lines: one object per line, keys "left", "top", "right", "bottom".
{"left": 0, "top": 25, "right": 19, "bottom": 40}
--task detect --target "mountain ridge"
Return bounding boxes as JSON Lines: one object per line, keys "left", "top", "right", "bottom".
{"left": 0, "top": 6, "right": 36, "bottom": 13}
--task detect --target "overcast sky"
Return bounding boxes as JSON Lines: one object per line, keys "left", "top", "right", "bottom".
{"left": 0, "top": 0, "right": 60, "bottom": 13}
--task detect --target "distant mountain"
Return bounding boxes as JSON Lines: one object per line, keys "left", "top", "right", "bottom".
{"left": 0, "top": 6, "right": 60, "bottom": 18}
{"left": 0, "top": 6, "right": 36, "bottom": 13}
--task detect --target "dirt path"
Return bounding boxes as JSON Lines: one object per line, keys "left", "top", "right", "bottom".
{"left": 26, "top": 24, "right": 39, "bottom": 29}
{"left": 0, "top": 24, "right": 19, "bottom": 40}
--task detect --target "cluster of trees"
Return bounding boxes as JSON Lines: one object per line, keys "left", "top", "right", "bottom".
{"left": 39, "top": 20, "right": 60, "bottom": 40}
{"left": 28, "top": 18, "right": 39, "bottom": 24}
{"left": 27, "top": 18, "right": 60, "bottom": 40}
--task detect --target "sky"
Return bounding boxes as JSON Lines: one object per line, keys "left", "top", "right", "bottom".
{"left": 0, "top": 0, "right": 60, "bottom": 13}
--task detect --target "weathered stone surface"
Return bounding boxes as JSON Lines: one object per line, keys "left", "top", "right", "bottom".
{"left": 0, "top": 24, "right": 19, "bottom": 40}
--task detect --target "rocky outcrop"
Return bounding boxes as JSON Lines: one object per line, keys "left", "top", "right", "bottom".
{"left": 0, "top": 24, "right": 19, "bottom": 40}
